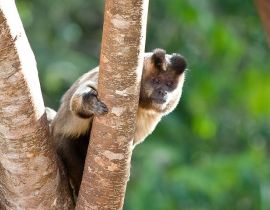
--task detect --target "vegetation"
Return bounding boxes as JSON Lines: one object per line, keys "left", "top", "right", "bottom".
{"left": 18, "top": 0, "right": 270, "bottom": 209}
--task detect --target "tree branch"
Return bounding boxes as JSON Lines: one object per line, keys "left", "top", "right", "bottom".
{"left": 76, "top": 0, "right": 149, "bottom": 209}
{"left": 0, "top": 1, "right": 73, "bottom": 209}
{"left": 255, "top": 0, "right": 270, "bottom": 46}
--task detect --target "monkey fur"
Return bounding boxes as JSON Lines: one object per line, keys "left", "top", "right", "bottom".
{"left": 50, "top": 48, "right": 187, "bottom": 196}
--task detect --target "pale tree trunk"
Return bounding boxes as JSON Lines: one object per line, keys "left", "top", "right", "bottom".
{"left": 76, "top": 0, "right": 149, "bottom": 209}
{"left": 0, "top": 1, "right": 73, "bottom": 209}
{"left": 255, "top": 0, "right": 270, "bottom": 46}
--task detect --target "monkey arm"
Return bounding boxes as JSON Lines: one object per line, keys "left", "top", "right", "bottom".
{"left": 68, "top": 67, "right": 107, "bottom": 118}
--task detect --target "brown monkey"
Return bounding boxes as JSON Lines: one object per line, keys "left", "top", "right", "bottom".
{"left": 51, "top": 48, "right": 187, "bottom": 197}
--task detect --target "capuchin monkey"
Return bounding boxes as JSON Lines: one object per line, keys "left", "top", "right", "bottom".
{"left": 50, "top": 48, "right": 187, "bottom": 197}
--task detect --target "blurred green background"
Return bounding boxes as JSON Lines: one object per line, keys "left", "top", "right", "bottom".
{"left": 17, "top": 0, "right": 270, "bottom": 209}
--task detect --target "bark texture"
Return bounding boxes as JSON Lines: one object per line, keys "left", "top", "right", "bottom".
{"left": 255, "top": 0, "right": 270, "bottom": 46}
{"left": 75, "top": 0, "right": 149, "bottom": 209}
{"left": 0, "top": 1, "right": 73, "bottom": 209}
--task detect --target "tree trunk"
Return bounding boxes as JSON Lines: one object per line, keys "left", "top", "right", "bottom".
{"left": 255, "top": 0, "right": 270, "bottom": 46}
{"left": 0, "top": 1, "right": 73, "bottom": 209}
{"left": 75, "top": 0, "right": 149, "bottom": 209}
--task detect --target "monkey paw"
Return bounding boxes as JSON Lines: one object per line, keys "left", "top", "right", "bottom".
{"left": 91, "top": 100, "right": 108, "bottom": 116}
{"left": 82, "top": 91, "right": 108, "bottom": 116}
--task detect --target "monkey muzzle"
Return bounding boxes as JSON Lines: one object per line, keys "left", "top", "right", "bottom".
{"left": 151, "top": 89, "right": 168, "bottom": 104}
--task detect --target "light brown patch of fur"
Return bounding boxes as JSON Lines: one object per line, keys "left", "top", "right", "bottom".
{"left": 134, "top": 107, "right": 162, "bottom": 145}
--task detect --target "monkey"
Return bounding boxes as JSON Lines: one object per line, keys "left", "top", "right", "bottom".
{"left": 50, "top": 48, "right": 187, "bottom": 197}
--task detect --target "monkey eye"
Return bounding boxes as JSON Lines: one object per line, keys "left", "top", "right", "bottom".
{"left": 152, "top": 78, "right": 160, "bottom": 84}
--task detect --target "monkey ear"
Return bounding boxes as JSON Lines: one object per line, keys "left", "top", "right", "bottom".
{"left": 170, "top": 53, "right": 187, "bottom": 74}
{"left": 151, "top": 48, "right": 166, "bottom": 70}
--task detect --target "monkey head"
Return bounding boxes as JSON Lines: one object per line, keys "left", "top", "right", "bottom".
{"left": 139, "top": 49, "right": 187, "bottom": 113}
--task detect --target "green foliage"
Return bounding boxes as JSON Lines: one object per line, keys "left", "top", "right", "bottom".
{"left": 17, "top": 0, "right": 270, "bottom": 209}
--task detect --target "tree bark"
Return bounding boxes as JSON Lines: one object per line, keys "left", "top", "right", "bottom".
{"left": 75, "top": 0, "right": 149, "bottom": 209}
{"left": 0, "top": 1, "right": 73, "bottom": 209}
{"left": 255, "top": 0, "right": 270, "bottom": 46}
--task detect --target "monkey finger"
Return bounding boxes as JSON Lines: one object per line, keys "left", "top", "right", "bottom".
{"left": 89, "top": 88, "right": 98, "bottom": 96}
{"left": 93, "top": 101, "right": 108, "bottom": 116}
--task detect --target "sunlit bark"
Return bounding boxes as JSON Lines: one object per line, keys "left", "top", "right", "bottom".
{"left": 76, "top": 0, "right": 149, "bottom": 209}
{"left": 0, "top": 1, "right": 73, "bottom": 209}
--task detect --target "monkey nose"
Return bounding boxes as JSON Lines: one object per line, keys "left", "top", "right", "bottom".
{"left": 158, "top": 90, "right": 167, "bottom": 97}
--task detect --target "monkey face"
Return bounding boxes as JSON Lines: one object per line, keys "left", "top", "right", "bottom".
{"left": 139, "top": 49, "right": 187, "bottom": 113}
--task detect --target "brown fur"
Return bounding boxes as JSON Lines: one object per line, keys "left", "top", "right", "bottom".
{"left": 50, "top": 49, "right": 187, "bottom": 198}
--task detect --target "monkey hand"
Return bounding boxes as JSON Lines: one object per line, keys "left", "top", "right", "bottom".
{"left": 82, "top": 89, "right": 108, "bottom": 116}
{"left": 70, "top": 86, "right": 108, "bottom": 118}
